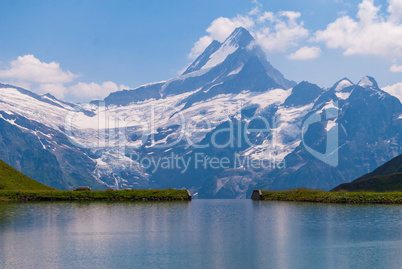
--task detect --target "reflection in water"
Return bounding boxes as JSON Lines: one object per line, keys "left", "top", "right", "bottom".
{"left": 0, "top": 201, "right": 401, "bottom": 268}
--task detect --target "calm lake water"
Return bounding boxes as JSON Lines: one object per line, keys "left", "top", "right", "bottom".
{"left": 0, "top": 200, "right": 401, "bottom": 269}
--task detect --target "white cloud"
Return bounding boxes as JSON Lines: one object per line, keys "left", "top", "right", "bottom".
{"left": 337, "top": 10, "right": 348, "bottom": 16}
{"left": 0, "top": 54, "right": 77, "bottom": 84}
{"left": 0, "top": 54, "right": 77, "bottom": 98}
{"left": 0, "top": 54, "right": 130, "bottom": 100}
{"left": 383, "top": 82, "right": 402, "bottom": 102}
{"left": 206, "top": 16, "right": 255, "bottom": 43}
{"left": 188, "top": 36, "right": 213, "bottom": 60}
{"left": 357, "top": 0, "right": 380, "bottom": 24}
{"left": 254, "top": 11, "right": 309, "bottom": 52}
{"left": 188, "top": 6, "right": 309, "bottom": 59}
{"left": 187, "top": 15, "right": 255, "bottom": 60}
{"left": 41, "top": 84, "right": 68, "bottom": 99}
{"left": 314, "top": 0, "right": 402, "bottom": 59}
{"left": 68, "top": 81, "right": 128, "bottom": 99}
{"left": 288, "top": 46, "right": 321, "bottom": 60}
{"left": 248, "top": 6, "right": 261, "bottom": 16}
{"left": 390, "top": 64, "right": 402, "bottom": 72}
{"left": 388, "top": 0, "right": 402, "bottom": 23}
{"left": 187, "top": 17, "right": 249, "bottom": 60}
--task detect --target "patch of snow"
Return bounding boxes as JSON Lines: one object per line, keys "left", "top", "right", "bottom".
{"left": 370, "top": 90, "right": 385, "bottom": 100}
{"left": 228, "top": 64, "right": 244, "bottom": 76}
{"left": 234, "top": 88, "right": 291, "bottom": 111}
{"left": 159, "top": 69, "right": 211, "bottom": 93}
{"left": 335, "top": 79, "right": 353, "bottom": 92}
{"left": 0, "top": 113, "right": 29, "bottom": 132}
{"left": 341, "top": 123, "right": 347, "bottom": 135}
{"left": 335, "top": 92, "right": 351, "bottom": 100}
{"left": 201, "top": 42, "right": 238, "bottom": 70}
{"left": 177, "top": 68, "right": 211, "bottom": 80}
{"left": 0, "top": 87, "right": 70, "bottom": 132}
{"left": 34, "top": 132, "right": 46, "bottom": 149}
{"left": 244, "top": 102, "right": 314, "bottom": 161}
{"left": 42, "top": 95, "right": 74, "bottom": 110}
{"left": 358, "top": 77, "right": 373, "bottom": 88}
{"left": 204, "top": 82, "right": 223, "bottom": 93}
{"left": 320, "top": 100, "right": 339, "bottom": 113}
{"left": 136, "top": 80, "right": 166, "bottom": 89}
{"left": 326, "top": 119, "right": 337, "bottom": 132}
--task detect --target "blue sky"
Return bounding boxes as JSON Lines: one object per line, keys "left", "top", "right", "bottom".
{"left": 0, "top": 0, "right": 401, "bottom": 101}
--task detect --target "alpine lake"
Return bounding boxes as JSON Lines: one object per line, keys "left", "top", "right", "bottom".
{"left": 0, "top": 200, "right": 401, "bottom": 268}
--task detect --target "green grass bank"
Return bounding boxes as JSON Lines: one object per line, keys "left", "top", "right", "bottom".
{"left": 0, "top": 189, "right": 191, "bottom": 202}
{"left": 259, "top": 188, "right": 402, "bottom": 204}
{"left": 0, "top": 159, "right": 191, "bottom": 202}
{"left": 0, "top": 160, "right": 55, "bottom": 191}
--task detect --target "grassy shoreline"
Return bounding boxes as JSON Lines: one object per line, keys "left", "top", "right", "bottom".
{"left": 260, "top": 188, "right": 402, "bottom": 204}
{"left": 0, "top": 189, "right": 191, "bottom": 202}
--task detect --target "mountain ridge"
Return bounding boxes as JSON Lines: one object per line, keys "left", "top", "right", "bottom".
{"left": 331, "top": 154, "right": 402, "bottom": 192}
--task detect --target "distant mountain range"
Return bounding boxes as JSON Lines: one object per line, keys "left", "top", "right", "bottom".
{"left": 0, "top": 27, "right": 401, "bottom": 198}
{"left": 332, "top": 154, "right": 402, "bottom": 192}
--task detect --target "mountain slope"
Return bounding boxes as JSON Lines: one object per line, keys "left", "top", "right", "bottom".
{"left": 331, "top": 154, "right": 402, "bottom": 192}
{"left": 252, "top": 76, "right": 402, "bottom": 193}
{"left": 0, "top": 159, "right": 54, "bottom": 190}
{"left": 355, "top": 154, "right": 402, "bottom": 179}
{"left": 0, "top": 84, "right": 119, "bottom": 190}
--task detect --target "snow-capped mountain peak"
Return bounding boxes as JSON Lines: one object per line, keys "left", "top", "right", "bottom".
{"left": 333, "top": 78, "right": 354, "bottom": 92}
{"left": 225, "top": 27, "right": 254, "bottom": 48}
{"left": 184, "top": 27, "right": 255, "bottom": 74}
{"left": 358, "top": 76, "right": 378, "bottom": 88}
{"left": 183, "top": 40, "right": 222, "bottom": 75}
{"left": 200, "top": 41, "right": 238, "bottom": 70}
{"left": 200, "top": 27, "right": 255, "bottom": 70}
{"left": 329, "top": 78, "right": 355, "bottom": 100}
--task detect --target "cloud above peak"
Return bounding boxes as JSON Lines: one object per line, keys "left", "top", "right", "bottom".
{"left": 254, "top": 11, "right": 308, "bottom": 52}
{"left": 206, "top": 16, "right": 255, "bottom": 43}
{"left": 187, "top": 6, "right": 309, "bottom": 60}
